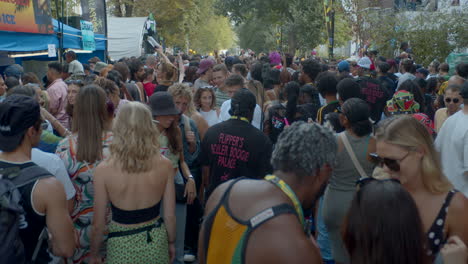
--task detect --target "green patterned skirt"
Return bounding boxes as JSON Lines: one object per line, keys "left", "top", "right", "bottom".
{"left": 106, "top": 218, "right": 169, "bottom": 264}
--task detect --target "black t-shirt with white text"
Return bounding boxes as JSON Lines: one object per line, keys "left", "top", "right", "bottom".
{"left": 357, "top": 76, "right": 390, "bottom": 123}
{"left": 199, "top": 119, "right": 273, "bottom": 198}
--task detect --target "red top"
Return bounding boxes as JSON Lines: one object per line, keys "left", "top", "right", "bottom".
{"left": 143, "top": 82, "right": 156, "bottom": 97}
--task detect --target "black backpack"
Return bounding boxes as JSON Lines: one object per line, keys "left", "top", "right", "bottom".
{"left": 0, "top": 165, "right": 52, "bottom": 264}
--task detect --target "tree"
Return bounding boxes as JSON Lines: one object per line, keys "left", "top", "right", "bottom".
{"left": 362, "top": 9, "right": 468, "bottom": 65}
{"left": 216, "top": 0, "right": 327, "bottom": 54}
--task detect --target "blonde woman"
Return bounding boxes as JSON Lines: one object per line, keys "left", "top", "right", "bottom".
{"left": 168, "top": 83, "right": 209, "bottom": 139}
{"left": 90, "top": 102, "right": 176, "bottom": 264}
{"left": 374, "top": 115, "right": 468, "bottom": 260}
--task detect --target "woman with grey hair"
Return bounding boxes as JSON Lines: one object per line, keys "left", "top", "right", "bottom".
{"left": 198, "top": 122, "right": 337, "bottom": 263}
{"left": 323, "top": 98, "right": 376, "bottom": 264}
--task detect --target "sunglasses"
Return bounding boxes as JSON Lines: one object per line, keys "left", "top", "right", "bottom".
{"left": 356, "top": 177, "right": 401, "bottom": 188}
{"left": 369, "top": 152, "right": 410, "bottom": 172}
{"left": 445, "top": 98, "right": 459, "bottom": 104}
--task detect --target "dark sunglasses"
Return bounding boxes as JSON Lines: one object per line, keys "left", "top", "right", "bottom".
{"left": 445, "top": 97, "right": 459, "bottom": 104}
{"left": 369, "top": 152, "right": 410, "bottom": 172}
{"left": 356, "top": 177, "right": 401, "bottom": 188}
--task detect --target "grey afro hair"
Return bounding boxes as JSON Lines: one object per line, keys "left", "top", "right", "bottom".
{"left": 271, "top": 122, "right": 337, "bottom": 177}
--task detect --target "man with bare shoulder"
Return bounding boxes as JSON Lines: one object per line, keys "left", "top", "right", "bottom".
{"left": 198, "top": 121, "right": 337, "bottom": 264}
{"left": 0, "top": 95, "right": 75, "bottom": 263}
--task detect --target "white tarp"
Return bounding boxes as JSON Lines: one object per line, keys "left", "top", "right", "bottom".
{"left": 108, "top": 17, "right": 147, "bottom": 61}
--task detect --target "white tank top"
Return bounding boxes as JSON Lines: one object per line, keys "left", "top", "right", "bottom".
{"left": 199, "top": 109, "right": 220, "bottom": 127}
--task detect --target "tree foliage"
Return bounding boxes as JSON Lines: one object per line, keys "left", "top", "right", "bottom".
{"left": 362, "top": 9, "right": 468, "bottom": 65}
{"left": 217, "top": 0, "right": 327, "bottom": 54}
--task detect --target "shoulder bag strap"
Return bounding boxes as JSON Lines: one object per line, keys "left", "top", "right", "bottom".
{"left": 340, "top": 133, "right": 368, "bottom": 179}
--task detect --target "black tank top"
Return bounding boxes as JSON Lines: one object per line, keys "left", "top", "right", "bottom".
{"left": 19, "top": 180, "right": 50, "bottom": 263}
{"left": 111, "top": 202, "right": 161, "bottom": 225}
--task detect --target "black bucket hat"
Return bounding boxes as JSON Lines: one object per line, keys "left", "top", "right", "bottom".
{"left": 149, "top": 91, "right": 180, "bottom": 116}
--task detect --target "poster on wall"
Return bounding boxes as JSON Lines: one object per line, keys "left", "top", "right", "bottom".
{"left": 0, "top": 0, "right": 53, "bottom": 34}
{"left": 80, "top": 20, "right": 95, "bottom": 51}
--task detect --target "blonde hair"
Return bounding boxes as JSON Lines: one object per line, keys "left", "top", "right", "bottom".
{"left": 110, "top": 102, "right": 160, "bottom": 173}
{"left": 168, "top": 83, "right": 197, "bottom": 116}
{"left": 375, "top": 115, "right": 452, "bottom": 194}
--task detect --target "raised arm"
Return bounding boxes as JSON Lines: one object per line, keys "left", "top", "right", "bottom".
{"left": 41, "top": 107, "right": 70, "bottom": 137}
{"left": 156, "top": 46, "right": 176, "bottom": 69}
{"left": 178, "top": 54, "right": 185, "bottom": 84}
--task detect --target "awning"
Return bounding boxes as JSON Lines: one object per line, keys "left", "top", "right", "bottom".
{"left": 0, "top": 19, "right": 106, "bottom": 52}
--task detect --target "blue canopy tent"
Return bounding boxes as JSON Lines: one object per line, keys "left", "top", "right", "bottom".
{"left": 0, "top": 19, "right": 106, "bottom": 63}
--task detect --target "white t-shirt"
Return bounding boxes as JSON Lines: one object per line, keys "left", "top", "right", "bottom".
{"left": 200, "top": 109, "right": 220, "bottom": 127}
{"left": 435, "top": 110, "right": 468, "bottom": 197}
{"left": 68, "top": 60, "right": 84, "bottom": 76}
{"left": 219, "top": 99, "right": 262, "bottom": 129}
{"left": 31, "top": 148, "right": 76, "bottom": 200}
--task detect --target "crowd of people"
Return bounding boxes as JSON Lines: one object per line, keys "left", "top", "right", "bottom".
{"left": 0, "top": 45, "right": 468, "bottom": 264}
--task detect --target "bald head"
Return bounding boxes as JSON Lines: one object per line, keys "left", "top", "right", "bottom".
{"left": 448, "top": 75, "right": 465, "bottom": 86}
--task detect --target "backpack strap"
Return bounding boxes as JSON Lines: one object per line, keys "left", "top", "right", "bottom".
{"left": 8, "top": 165, "right": 53, "bottom": 188}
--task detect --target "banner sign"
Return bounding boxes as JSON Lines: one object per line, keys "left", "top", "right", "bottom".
{"left": 80, "top": 20, "right": 95, "bottom": 51}
{"left": 80, "top": 0, "right": 105, "bottom": 34}
{"left": 0, "top": 0, "right": 53, "bottom": 34}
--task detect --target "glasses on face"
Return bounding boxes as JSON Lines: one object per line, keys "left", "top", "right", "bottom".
{"left": 445, "top": 98, "right": 460, "bottom": 104}
{"left": 356, "top": 177, "right": 401, "bottom": 188}
{"left": 369, "top": 152, "right": 410, "bottom": 172}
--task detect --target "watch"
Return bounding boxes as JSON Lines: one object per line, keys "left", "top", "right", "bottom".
{"left": 188, "top": 175, "right": 195, "bottom": 181}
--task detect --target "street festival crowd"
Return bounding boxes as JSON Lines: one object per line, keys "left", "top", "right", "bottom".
{"left": 0, "top": 43, "right": 468, "bottom": 264}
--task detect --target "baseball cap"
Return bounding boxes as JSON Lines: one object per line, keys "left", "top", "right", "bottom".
{"left": 416, "top": 68, "right": 429, "bottom": 76}
{"left": 197, "top": 59, "right": 215, "bottom": 75}
{"left": 357, "top": 57, "right": 372, "bottom": 69}
{"left": 338, "top": 60, "right": 350, "bottom": 72}
{"left": 0, "top": 95, "right": 40, "bottom": 152}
